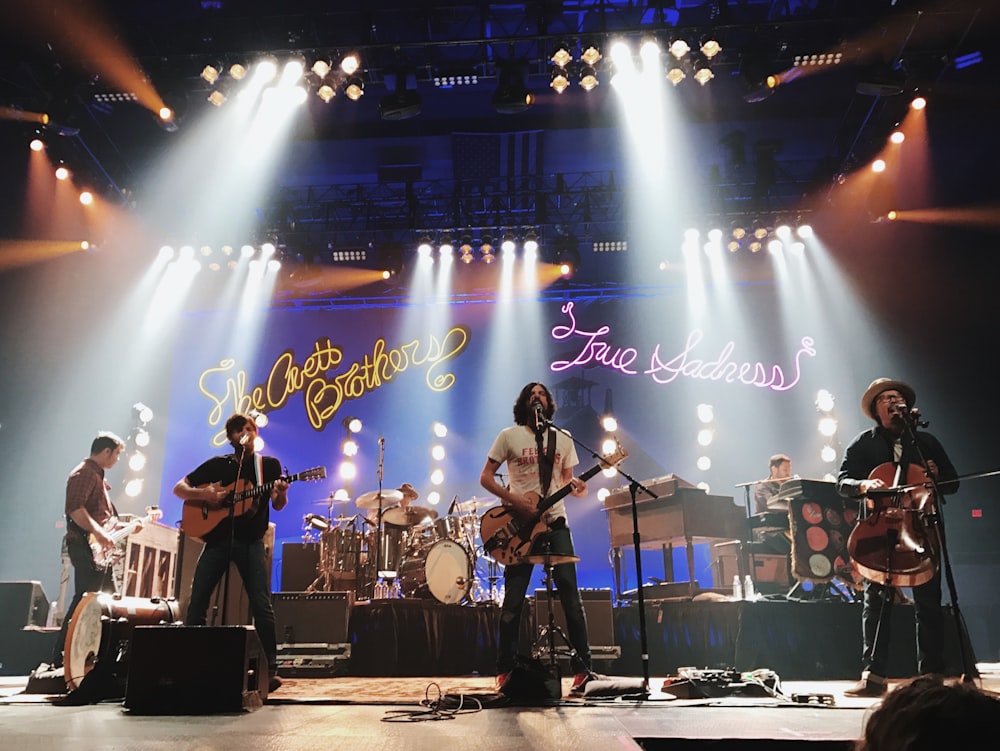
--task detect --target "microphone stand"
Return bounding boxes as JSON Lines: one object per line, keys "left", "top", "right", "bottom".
{"left": 897, "top": 408, "right": 979, "bottom": 681}
{"left": 539, "top": 415, "right": 660, "bottom": 698}
{"left": 220, "top": 439, "right": 247, "bottom": 625}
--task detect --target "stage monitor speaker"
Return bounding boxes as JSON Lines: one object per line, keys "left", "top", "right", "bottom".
{"left": 0, "top": 581, "right": 49, "bottom": 632}
{"left": 273, "top": 591, "right": 353, "bottom": 645}
{"left": 124, "top": 625, "right": 266, "bottom": 714}
{"left": 280, "top": 542, "right": 320, "bottom": 592}
{"left": 533, "top": 587, "right": 614, "bottom": 648}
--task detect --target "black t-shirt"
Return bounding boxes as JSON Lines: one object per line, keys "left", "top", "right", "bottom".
{"left": 185, "top": 453, "right": 281, "bottom": 546}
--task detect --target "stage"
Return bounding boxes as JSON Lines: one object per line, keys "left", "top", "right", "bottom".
{"left": 3, "top": 669, "right": 1000, "bottom": 751}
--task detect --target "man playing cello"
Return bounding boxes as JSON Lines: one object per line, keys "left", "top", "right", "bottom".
{"left": 837, "top": 378, "right": 959, "bottom": 697}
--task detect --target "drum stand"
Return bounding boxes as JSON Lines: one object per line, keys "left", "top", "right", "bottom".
{"left": 526, "top": 548, "right": 580, "bottom": 673}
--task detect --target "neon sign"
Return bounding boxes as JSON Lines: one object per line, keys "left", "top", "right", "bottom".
{"left": 551, "top": 301, "right": 815, "bottom": 391}
{"left": 198, "top": 326, "right": 470, "bottom": 439}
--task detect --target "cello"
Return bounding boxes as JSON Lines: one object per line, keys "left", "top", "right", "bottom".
{"left": 847, "top": 462, "right": 939, "bottom": 587}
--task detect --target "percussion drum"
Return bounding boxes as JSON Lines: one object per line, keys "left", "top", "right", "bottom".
{"left": 399, "top": 539, "right": 473, "bottom": 605}
{"left": 433, "top": 515, "right": 465, "bottom": 543}
{"left": 374, "top": 522, "right": 409, "bottom": 577}
{"left": 303, "top": 513, "right": 331, "bottom": 533}
{"left": 321, "top": 527, "right": 362, "bottom": 574}
{"left": 64, "top": 592, "right": 181, "bottom": 691}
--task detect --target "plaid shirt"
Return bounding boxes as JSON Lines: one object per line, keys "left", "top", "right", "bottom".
{"left": 64, "top": 457, "right": 114, "bottom": 540}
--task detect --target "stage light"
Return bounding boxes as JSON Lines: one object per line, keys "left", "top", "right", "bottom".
{"left": 666, "top": 66, "right": 686, "bottom": 86}
{"left": 317, "top": 82, "right": 336, "bottom": 102}
{"left": 492, "top": 59, "right": 534, "bottom": 114}
{"left": 580, "top": 43, "right": 602, "bottom": 67}
{"left": 79, "top": 191, "right": 94, "bottom": 206}
{"left": 229, "top": 63, "right": 248, "bottom": 80}
{"left": 135, "top": 428, "right": 150, "bottom": 448}
{"left": 345, "top": 76, "right": 364, "bottom": 101}
{"left": 911, "top": 96, "right": 926, "bottom": 110}
{"left": 693, "top": 65, "right": 714, "bottom": 85}
{"left": 550, "top": 69, "right": 570, "bottom": 94}
{"left": 417, "top": 235, "right": 433, "bottom": 255}
{"left": 133, "top": 402, "right": 154, "bottom": 424}
{"left": 249, "top": 409, "right": 269, "bottom": 428}
{"left": 669, "top": 39, "right": 690, "bottom": 60}
{"left": 342, "top": 416, "right": 362, "bottom": 433}
{"left": 480, "top": 234, "right": 495, "bottom": 264}
{"left": 55, "top": 165, "right": 69, "bottom": 180}
{"left": 128, "top": 451, "right": 147, "bottom": 472}
{"left": 311, "top": 59, "right": 331, "bottom": 78}
{"left": 700, "top": 38, "right": 722, "bottom": 59}
{"left": 501, "top": 231, "right": 516, "bottom": 254}
{"left": 207, "top": 90, "right": 227, "bottom": 107}
{"left": 200, "top": 64, "right": 221, "bottom": 85}
{"left": 340, "top": 52, "right": 361, "bottom": 76}
{"left": 29, "top": 138, "right": 44, "bottom": 152}
{"left": 580, "top": 65, "right": 599, "bottom": 91}
{"left": 523, "top": 230, "right": 539, "bottom": 254}
{"left": 551, "top": 43, "right": 573, "bottom": 68}
{"left": 438, "top": 233, "right": 453, "bottom": 254}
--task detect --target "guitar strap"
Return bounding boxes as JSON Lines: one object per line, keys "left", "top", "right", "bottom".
{"left": 536, "top": 427, "right": 557, "bottom": 499}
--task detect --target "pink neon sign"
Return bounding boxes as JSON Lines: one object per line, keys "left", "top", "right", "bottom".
{"left": 550, "top": 301, "right": 816, "bottom": 391}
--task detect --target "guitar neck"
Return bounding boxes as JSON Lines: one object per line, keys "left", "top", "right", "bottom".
{"left": 534, "top": 461, "right": 608, "bottom": 517}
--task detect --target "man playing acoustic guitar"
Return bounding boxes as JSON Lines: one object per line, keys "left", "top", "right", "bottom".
{"left": 479, "top": 382, "right": 597, "bottom": 696}
{"left": 173, "top": 412, "right": 288, "bottom": 694}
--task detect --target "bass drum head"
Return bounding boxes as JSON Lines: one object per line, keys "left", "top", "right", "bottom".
{"left": 64, "top": 592, "right": 105, "bottom": 691}
{"left": 424, "top": 540, "right": 472, "bottom": 605}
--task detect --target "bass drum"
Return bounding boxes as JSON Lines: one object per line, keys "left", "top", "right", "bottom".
{"left": 64, "top": 592, "right": 181, "bottom": 691}
{"left": 399, "top": 540, "right": 473, "bottom": 605}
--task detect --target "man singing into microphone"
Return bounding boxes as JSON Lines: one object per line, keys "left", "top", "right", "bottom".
{"left": 479, "top": 382, "right": 596, "bottom": 695}
{"left": 173, "top": 412, "right": 288, "bottom": 694}
{"left": 837, "top": 378, "right": 959, "bottom": 696}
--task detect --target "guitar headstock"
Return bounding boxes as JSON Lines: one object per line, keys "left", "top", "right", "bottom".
{"left": 598, "top": 444, "right": 628, "bottom": 471}
{"left": 295, "top": 467, "right": 327, "bottom": 483}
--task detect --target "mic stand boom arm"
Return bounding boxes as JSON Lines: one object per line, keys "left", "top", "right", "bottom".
{"left": 540, "top": 416, "right": 657, "bottom": 697}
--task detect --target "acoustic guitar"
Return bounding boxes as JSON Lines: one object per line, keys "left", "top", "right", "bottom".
{"left": 181, "top": 466, "right": 326, "bottom": 540}
{"left": 480, "top": 445, "right": 627, "bottom": 566}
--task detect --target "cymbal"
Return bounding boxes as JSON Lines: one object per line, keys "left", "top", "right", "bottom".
{"left": 311, "top": 496, "right": 350, "bottom": 506}
{"left": 519, "top": 554, "right": 580, "bottom": 566}
{"left": 382, "top": 505, "right": 439, "bottom": 527}
{"left": 355, "top": 488, "right": 404, "bottom": 509}
{"left": 454, "top": 497, "right": 497, "bottom": 511}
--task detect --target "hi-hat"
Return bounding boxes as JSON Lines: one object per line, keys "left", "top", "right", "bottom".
{"left": 382, "top": 505, "right": 439, "bottom": 527}
{"left": 355, "top": 488, "right": 404, "bottom": 509}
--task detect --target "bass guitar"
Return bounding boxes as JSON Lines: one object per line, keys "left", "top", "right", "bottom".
{"left": 480, "top": 445, "right": 627, "bottom": 566}
{"left": 181, "top": 466, "right": 326, "bottom": 541}
{"left": 89, "top": 506, "right": 164, "bottom": 569}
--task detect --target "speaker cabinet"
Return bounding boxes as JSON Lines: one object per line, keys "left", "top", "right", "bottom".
{"left": 174, "top": 525, "right": 275, "bottom": 625}
{"left": 272, "top": 591, "right": 352, "bottom": 645}
{"left": 529, "top": 587, "right": 615, "bottom": 656}
{"left": 124, "top": 625, "right": 267, "bottom": 713}
{"left": 280, "top": 542, "right": 320, "bottom": 591}
{"left": 0, "top": 581, "right": 49, "bottom": 632}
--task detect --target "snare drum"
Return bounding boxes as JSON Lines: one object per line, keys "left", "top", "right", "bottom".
{"left": 399, "top": 539, "right": 473, "bottom": 605}
{"left": 304, "top": 513, "right": 331, "bottom": 532}
{"left": 64, "top": 592, "right": 181, "bottom": 691}
{"left": 433, "top": 516, "right": 465, "bottom": 542}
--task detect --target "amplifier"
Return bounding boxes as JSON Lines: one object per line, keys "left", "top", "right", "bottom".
{"left": 272, "top": 591, "right": 353, "bottom": 646}
{"left": 275, "top": 643, "right": 351, "bottom": 678}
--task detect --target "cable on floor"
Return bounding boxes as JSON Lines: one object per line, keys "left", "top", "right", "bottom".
{"left": 381, "top": 682, "right": 485, "bottom": 722}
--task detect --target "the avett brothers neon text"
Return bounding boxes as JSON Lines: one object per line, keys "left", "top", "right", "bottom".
{"left": 550, "top": 301, "right": 816, "bottom": 391}
{"left": 198, "top": 327, "right": 470, "bottom": 439}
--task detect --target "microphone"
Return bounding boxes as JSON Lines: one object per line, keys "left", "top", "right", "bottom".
{"left": 533, "top": 401, "right": 545, "bottom": 427}
{"left": 447, "top": 495, "right": 458, "bottom": 516}
{"left": 239, "top": 434, "right": 251, "bottom": 445}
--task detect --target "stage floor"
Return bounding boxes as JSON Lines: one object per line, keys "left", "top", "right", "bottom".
{"left": 3, "top": 668, "right": 999, "bottom": 751}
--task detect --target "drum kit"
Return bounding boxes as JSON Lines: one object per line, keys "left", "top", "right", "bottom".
{"left": 302, "top": 488, "right": 502, "bottom": 605}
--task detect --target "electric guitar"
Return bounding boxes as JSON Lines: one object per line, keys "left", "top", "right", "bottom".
{"left": 89, "top": 505, "right": 164, "bottom": 569}
{"left": 181, "top": 466, "right": 326, "bottom": 541}
{"left": 480, "top": 445, "right": 628, "bottom": 566}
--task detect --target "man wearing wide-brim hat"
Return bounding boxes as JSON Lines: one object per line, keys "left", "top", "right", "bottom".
{"left": 836, "top": 377, "right": 961, "bottom": 697}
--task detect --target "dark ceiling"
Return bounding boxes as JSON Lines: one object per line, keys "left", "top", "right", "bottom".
{"left": 0, "top": 1, "right": 997, "bottom": 258}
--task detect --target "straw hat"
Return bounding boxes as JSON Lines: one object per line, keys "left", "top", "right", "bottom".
{"left": 860, "top": 377, "right": 916, "bottom": 421}
{"left": 397, "top": 483, "right": 420, "bottom": 502}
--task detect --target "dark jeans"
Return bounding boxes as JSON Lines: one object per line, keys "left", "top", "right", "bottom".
{"left": 186, "top": 537, "right": 278, "bottom": 671}
{"left": 51, "top": 536, "right": 115, "bottom": 666}
{"left": 497, "top": 524, "right": 592, "bottom": 675}
{"left": 861, "top": 567, "right": 944, "bottom": 677}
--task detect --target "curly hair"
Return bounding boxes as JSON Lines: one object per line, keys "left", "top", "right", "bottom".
{"left": 512, "top": 382, "right": 556, "bottom": 426}
{"left": 856, "top": 675, "right": 1000, "bottom": 751}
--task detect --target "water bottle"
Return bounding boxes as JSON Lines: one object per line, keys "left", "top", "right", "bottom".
{"left": 389, "top": 579, "right": 401, "bottom": 599}
{"left": 374, "top": 577, "right": 386, "bottom": 599}
{"left": 732, "top": 574, "right": 743, "bottom": 601}
{"left": 744, "top": 575, "right": 756, "bottom": 601}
